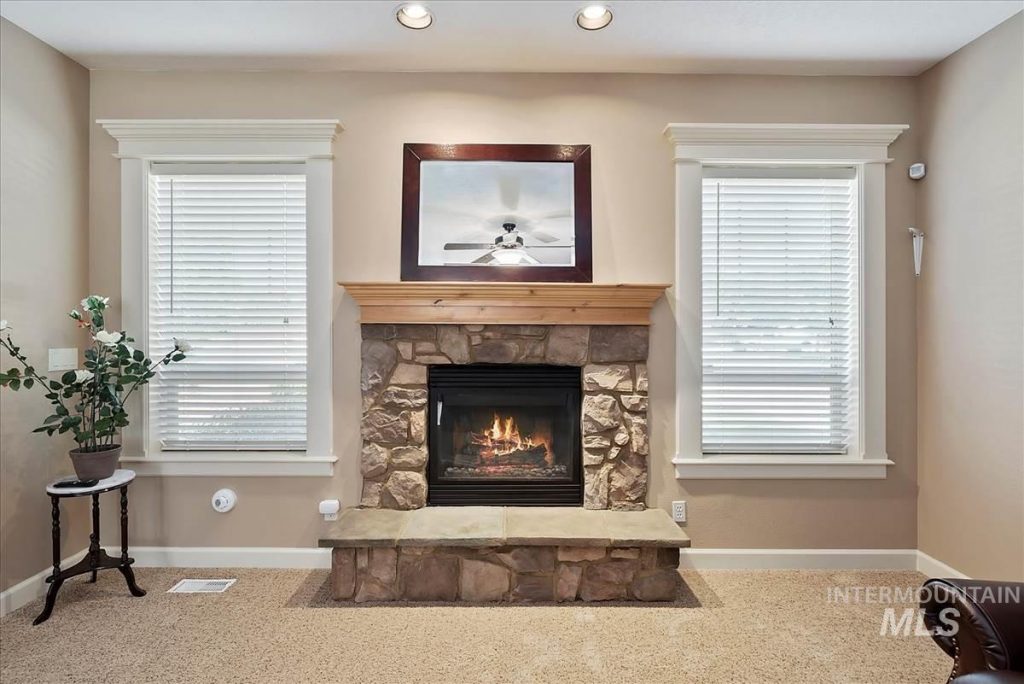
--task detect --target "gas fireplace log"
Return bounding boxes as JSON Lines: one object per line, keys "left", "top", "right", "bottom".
{"left": 468, "top": 443, "right": 549, "bottom": 466}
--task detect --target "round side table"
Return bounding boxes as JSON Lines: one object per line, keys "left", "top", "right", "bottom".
{"left": 35, "top": 469, "right": 145, "bottom": 625}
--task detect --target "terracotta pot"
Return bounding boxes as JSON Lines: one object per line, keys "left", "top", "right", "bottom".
{"left": 68, "top": 444, "right": 121, "bottom": 481}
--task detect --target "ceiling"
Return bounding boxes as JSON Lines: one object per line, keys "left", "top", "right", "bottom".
{"left": 1, "top": 0, "right": 1020, "bottom": 75}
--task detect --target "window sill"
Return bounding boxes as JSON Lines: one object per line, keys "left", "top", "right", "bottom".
{"left": 672, "top": 454, "right": 893, "bottom": 480}
{"left": 120, "top": 452, "right": 337, "bottom": 477}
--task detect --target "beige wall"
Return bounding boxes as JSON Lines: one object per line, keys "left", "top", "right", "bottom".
{"left": 916, "top": 14, "right": 1024, "bottom": 581}
{"left": 0, "top": 19, "right": 91, "bottom": 591}
{"left": 88, "top": 69, "right": 921, "bottom": 551}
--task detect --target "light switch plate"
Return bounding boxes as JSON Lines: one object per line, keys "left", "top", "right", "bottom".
{"left": 48, "top": 348, "right": 78, "bottom": 371}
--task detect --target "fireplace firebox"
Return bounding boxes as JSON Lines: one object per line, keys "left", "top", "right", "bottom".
{"left": 427, "top": 365, "right": 582, "bottom": 506}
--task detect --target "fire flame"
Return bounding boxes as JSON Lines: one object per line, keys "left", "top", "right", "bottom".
{"left": 471, "top": 413, "right": 553, "bottom": 465}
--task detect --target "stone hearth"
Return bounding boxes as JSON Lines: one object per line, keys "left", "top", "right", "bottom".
{"left": 359, "top": 324, "right": 651, "bottom": 511}
{"left": 320, "top": 507, "right": 691, "bottom": 603}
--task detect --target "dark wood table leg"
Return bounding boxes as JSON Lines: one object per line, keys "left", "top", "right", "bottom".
{"left": 88, "top": 493, "right": 100, "bottom": 583}
{"left": 118, "top": 485, "right": 145, "bottom": 597}
{"left": 33, "top": 496, "right": 63, "bottom": 625}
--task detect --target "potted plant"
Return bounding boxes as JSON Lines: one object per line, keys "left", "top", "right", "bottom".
{"left": 0, "top": 295, "right": 188, "bottom": 481}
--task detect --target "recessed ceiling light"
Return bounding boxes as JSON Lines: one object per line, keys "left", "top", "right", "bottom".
{"left": 397, "top": 3, "right": 433, "bottom": 30}
{"left": 576, "top": 4, "right": 612, "bottom": 31}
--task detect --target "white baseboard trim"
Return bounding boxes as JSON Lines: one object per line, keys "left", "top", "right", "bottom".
{"left": 915, "top": 550, "right": 969, "bottom": 579}
{"left": 679, "top": 548, "right": 920, "bottom": 571}
{"left": 126, "top": 547, "right": 956, "bottom": 574}
{"left": 122, "top": 546, "right": 331, "bottom": 569}
{"left": 0, "top": 548, "right": 88, "bottom": 618}
{"left": 1, "top": 546, "right": 969, "bottom": 617}
{"left": 678, "top": 548, "right": 971, "bottom": 576}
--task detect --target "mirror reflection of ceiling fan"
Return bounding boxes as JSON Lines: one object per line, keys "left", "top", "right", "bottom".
{"left": 444, "top": 221, "right": 573, "bottom": 265}
{"left": 440, "top": 169, "right": 573, "bottom": 265}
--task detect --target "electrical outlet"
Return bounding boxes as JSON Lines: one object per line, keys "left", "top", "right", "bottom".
{"left": 48, "top": 348, "right": 78, "bottom": 371}
{"left": 319, "top": 499, "right": 340, "bottom": 521}
{"left": 671, "top": 500, "right": 687, "bottom": 523}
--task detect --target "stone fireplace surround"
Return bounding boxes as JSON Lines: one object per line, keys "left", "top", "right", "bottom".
{"left": 325, "top": 282, "right": 688, "bottom": 603}
{"left": 359, "top": 323, "right": 651, "bottom": 511}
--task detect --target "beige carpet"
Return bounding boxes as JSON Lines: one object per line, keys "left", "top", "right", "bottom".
{"left": 1, "top": 568, "right": 949, "bottom": 683}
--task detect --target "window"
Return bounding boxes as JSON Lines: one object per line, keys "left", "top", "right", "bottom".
{"left": 701, "top": 169, "right": 857, "bottom": 455}
{"left": 100, "top": 118, "right": 339, "bottom": 476}
{"left": 665, "top": 123, "right": 906, "bottom": 479}
{"left": 148, "top": 167, "right": 308, "bottom": 451}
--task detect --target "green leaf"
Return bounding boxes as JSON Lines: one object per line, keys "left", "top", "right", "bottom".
{"left": 23, "top": 378, "right": 34, "bottom": 389}
{"left": 60, "top": 371, "right": 76, "bottom": 384}
{"left": 9, "top": 379, "right": 20, "bottom": 390}
{"left": 7, "top": 368, "right": 20, "bottom": 378}
{"left": 49, "top": 380, "right": 62, "bottom": 390}
{"left": 44, "top": 414, "right": 61, "bottom": 424}
{"left": 172, "top": 353, "right": 186, "bottom": 362}
{"left": 32, "top": 426, "right": 50, "bottom": 433}
{"left": 133, "top": 350, "right": 144, "bottom": 362}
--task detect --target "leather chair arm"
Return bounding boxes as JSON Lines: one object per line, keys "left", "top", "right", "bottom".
{"left": 921, "top": 578, "right": 1024, "bottom": 680}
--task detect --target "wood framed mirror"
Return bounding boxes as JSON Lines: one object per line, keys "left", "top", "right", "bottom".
{"left": 400, "top": 143, "right": 592, "bottom": 282}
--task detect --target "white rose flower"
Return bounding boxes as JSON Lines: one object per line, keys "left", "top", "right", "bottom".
{"left": 174, "top": 338, "right": 192, "bottom": 353}
{"left": 74, "top": 369, "right": 94, "bottom": 384}
{"left": 94, "top": 330, "right": 123, "bottom": 347}
{"left": 0, "top": 320, "right": 9, "bottom": 332}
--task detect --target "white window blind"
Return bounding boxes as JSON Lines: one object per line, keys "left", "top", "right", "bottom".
{"left": 148, "top": 168, "right": 308, "bottom": 451}
{"left": 701, "top": 169, "right": 858, "bottom": 455}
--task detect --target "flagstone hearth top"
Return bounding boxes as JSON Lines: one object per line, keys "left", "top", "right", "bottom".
{"left": 318, "top": 507, "right": 691, "bottom": 549}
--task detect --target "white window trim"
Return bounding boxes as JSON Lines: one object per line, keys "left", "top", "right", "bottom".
{"left": 665, "top": 123, "right": 906, "bottom": 480}
{"left": 99, "top": 119, "right": 341, "bottom": 477}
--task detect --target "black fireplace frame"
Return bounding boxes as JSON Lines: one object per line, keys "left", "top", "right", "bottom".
{"left": 427, "top": 364, "right": 583, "bottom": 506}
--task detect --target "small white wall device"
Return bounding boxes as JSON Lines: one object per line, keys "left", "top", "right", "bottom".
{"left": 211, "top": 488, "right": 237, "bottom": 513}
{"left": 48, "top": 348, "right": 78, "bottom": 371}
{"left": 909, "top": 227, "right": 925, "bottom": 277}
{"left": 908, "top": 163, "right": 926, "bottom": 180}
{"left": 319, "top": 499, "right": 341, "bottom": 521}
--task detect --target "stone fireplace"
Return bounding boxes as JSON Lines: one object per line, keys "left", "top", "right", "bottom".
{"left": 359, "top": 323, "right": 651, "bottom": 510}
{"left": 324, "top": 283, "right": 689, "bottom": 604}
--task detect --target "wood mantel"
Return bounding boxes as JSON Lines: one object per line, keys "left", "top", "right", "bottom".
{"left": 339, "top": 282, "right": 670, "bottom": 325}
